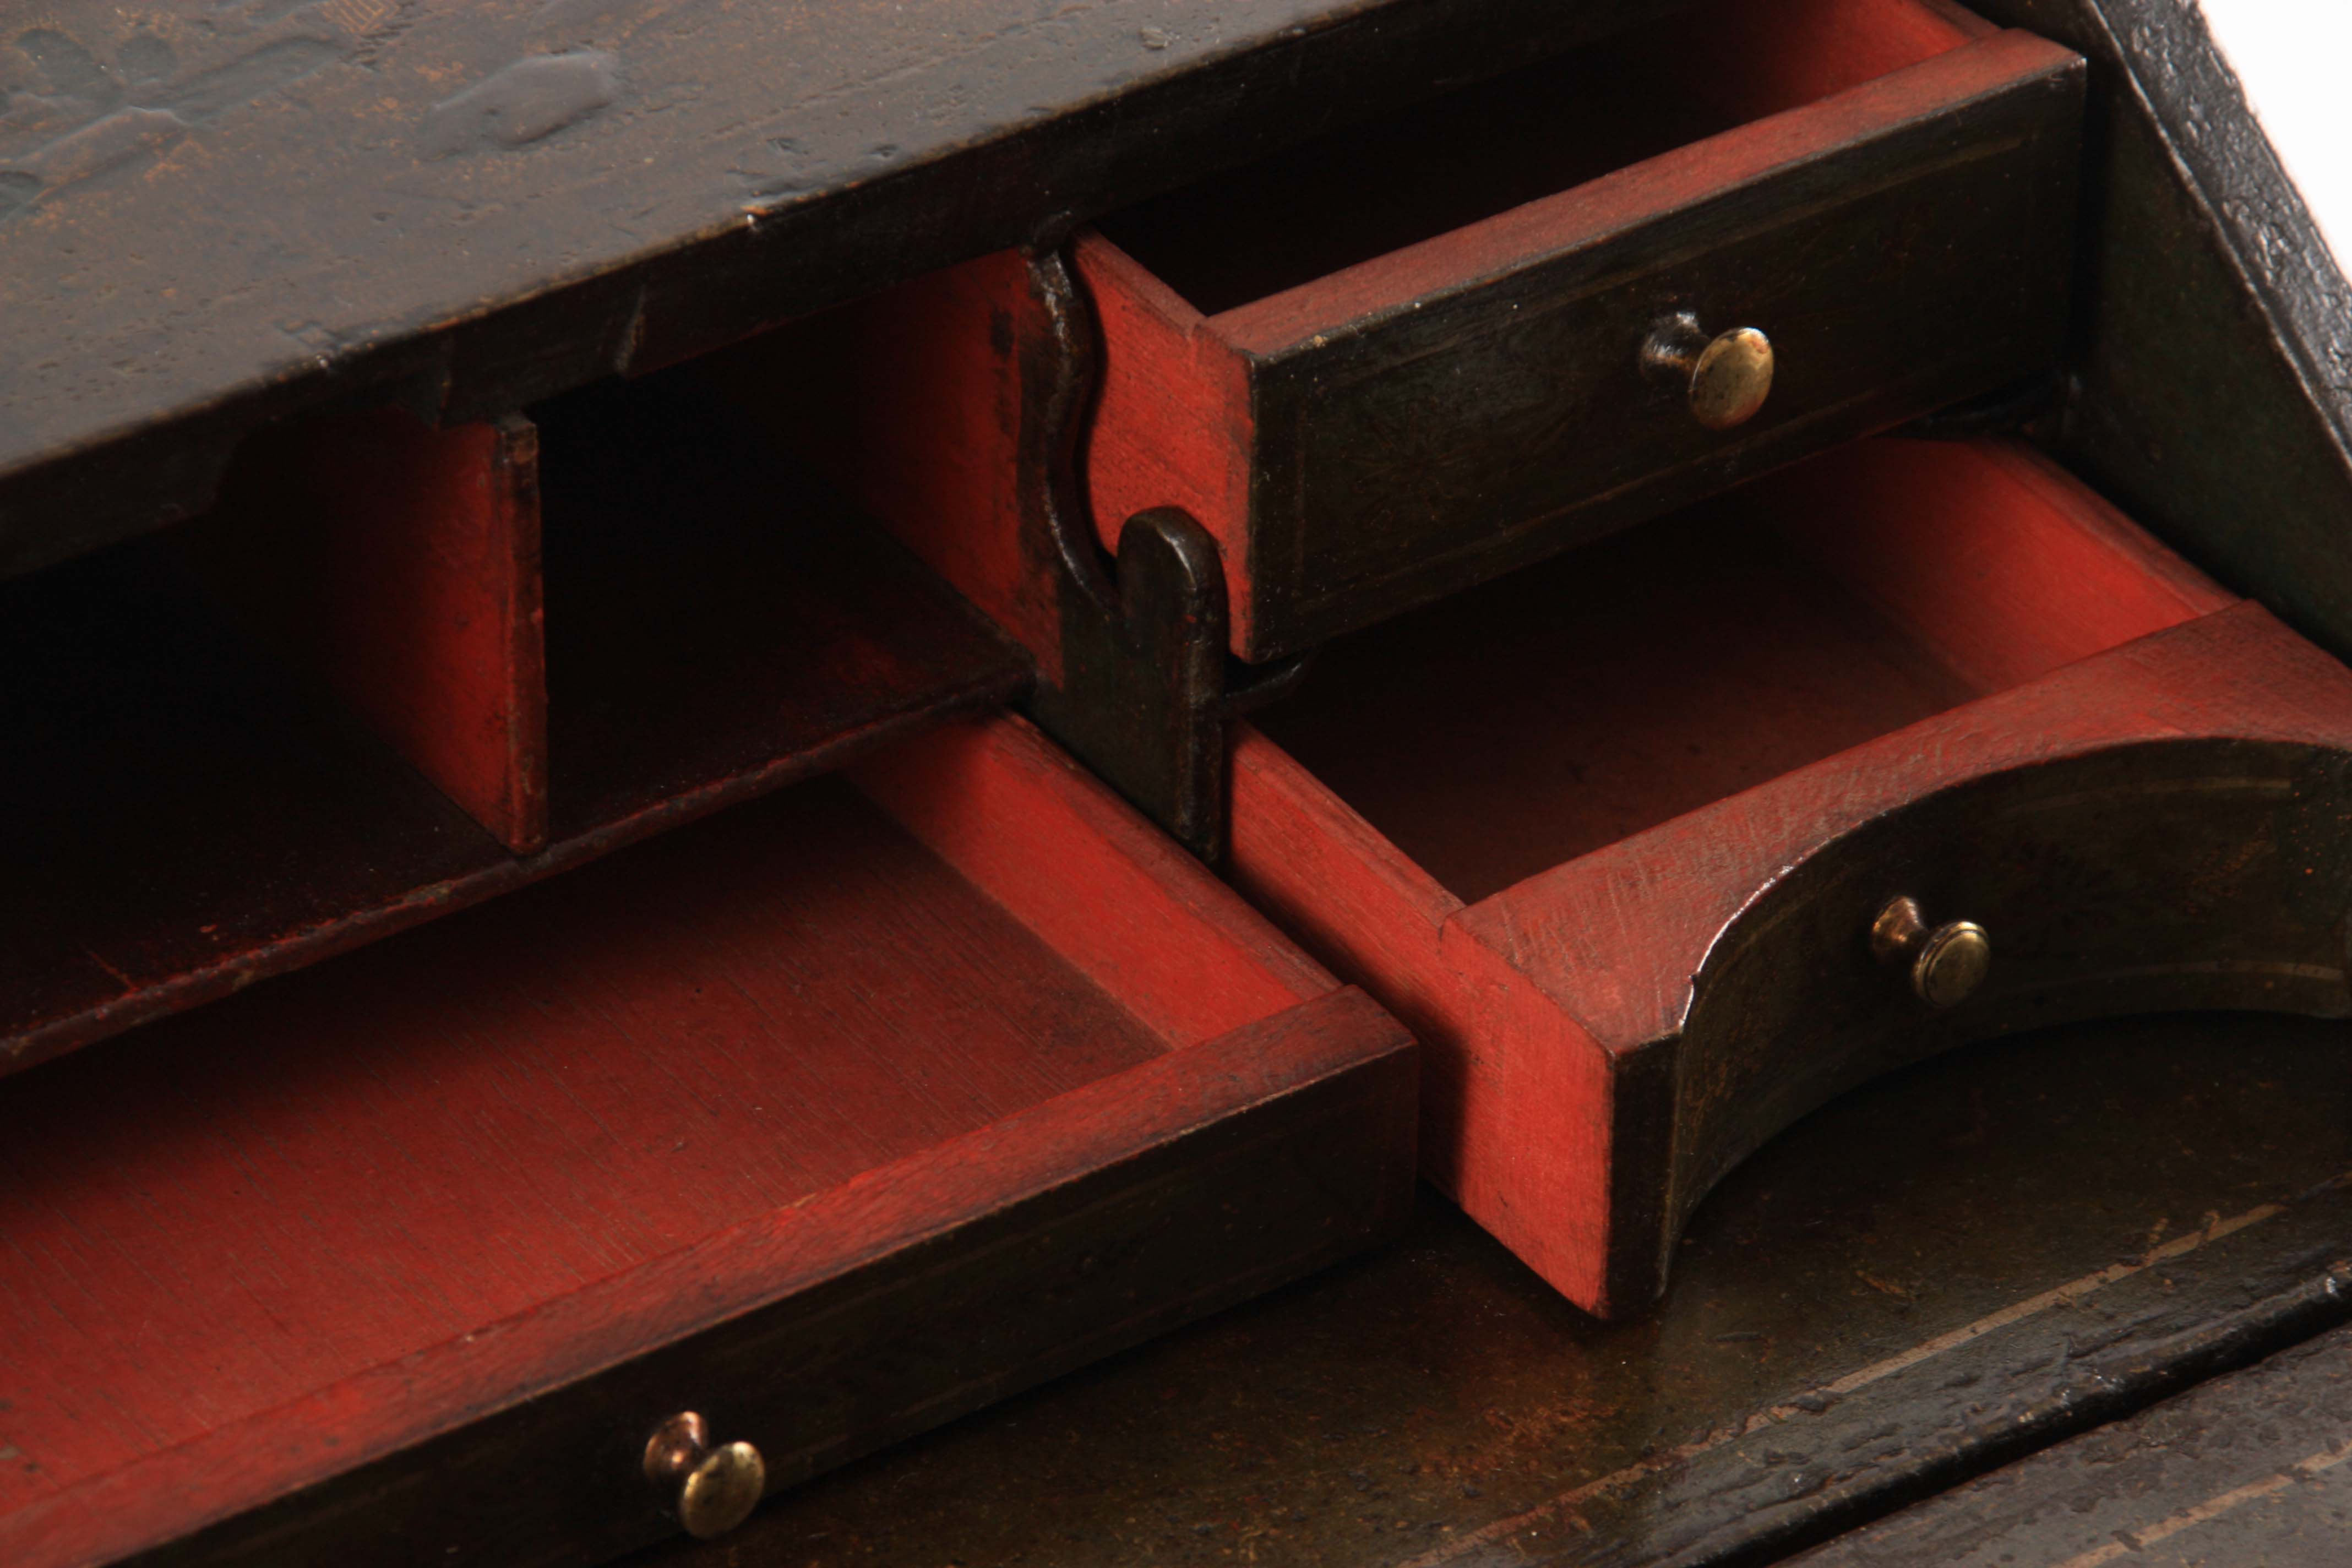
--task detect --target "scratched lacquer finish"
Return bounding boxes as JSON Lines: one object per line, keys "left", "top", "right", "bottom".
{"left": 0, "top": 712, "right": 1417, "bottom": 1566}
{"left": 1235, "top": 436, "right": 2352, "bottom": 1316}
{"left": 0, "top": 0, "right": 1675, "bottom": 575}
{"left": 1795, "top": 1318, "right": 2352, "bottom": 1567}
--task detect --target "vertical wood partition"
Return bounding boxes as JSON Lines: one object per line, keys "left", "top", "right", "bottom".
{"left": 199, "top": 408, "right": 550, "bottom": 853}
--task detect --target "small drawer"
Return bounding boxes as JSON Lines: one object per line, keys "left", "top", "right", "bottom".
{"left": 1075, "top": 0, "right": 2082, "bottom": 660}
{"left": 0, "top": 711, "right": 1414, "bottom": 1566}
{"left": 1231, "top": 437, "right": 2352, "bottom": 1316}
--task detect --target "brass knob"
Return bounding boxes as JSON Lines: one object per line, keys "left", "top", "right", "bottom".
{"left": 644, "top": 1412, "right": 766, "bottom": 1540}
{"left": 1640, "top": 311, "right": 1774, "bottom": 429}
{"left": 1870, "top": 896, "right": 1990, "bottom": 1009}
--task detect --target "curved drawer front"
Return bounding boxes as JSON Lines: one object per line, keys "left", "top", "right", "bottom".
{"left": 1672, "top": 737, "right": 2352, "bottom": 1282}
{"left": 1446, "top": 601, "right": 2352, "bottom": 1311}
{"left": 1229, "top": 431, "right": 2352, "bottom": 1318}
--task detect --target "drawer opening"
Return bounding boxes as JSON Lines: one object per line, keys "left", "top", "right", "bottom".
{"left": 1095, "top": 0, "right": 1990, "bottom": 317}
{"left": 0, "top": 711, "right": 1349, "bottom": 1561}
{"left": 0, "top": 364, "right": 1026, "bottom": 1077}
{"left": 1252, "top": 439, "right": 2232, "bottom": 905}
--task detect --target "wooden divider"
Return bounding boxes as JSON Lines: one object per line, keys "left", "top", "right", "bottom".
{"left": 197, "top": 407, "right": 549, "bottom": 852}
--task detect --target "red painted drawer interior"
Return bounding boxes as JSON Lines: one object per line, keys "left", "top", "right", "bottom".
{"left": 1246, "top": 442, "right": 2229, "bottom": 903}
{"left": 0, "top": 364, "right": 1026, "bottom": 1076}
{"left": 1096, "top": 0, "right": 1985, "bottom": 315}
{"left": 1232, "top": 438, "right": 2352, "bottom": 1314}
{"left": 0, "top": 710, "right": 1413, "bottom": 1566}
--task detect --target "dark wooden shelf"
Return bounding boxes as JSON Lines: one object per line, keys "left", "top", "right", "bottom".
{"left": 0, "top": 540, "right": 510, "bottom": 1072}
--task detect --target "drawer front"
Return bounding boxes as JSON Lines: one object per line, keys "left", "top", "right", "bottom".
{"left": 125, "top": 997, "right": 1413, "bottom": 1568}
{"left": 1235, "top": 509, "right": 2352, "bottom": 1316}
{"left": 1668, "top": 739, "right": 2352, "bottom": 1280}
{"left": 1233, "top": 34, "right": 2082, "bottom": 657}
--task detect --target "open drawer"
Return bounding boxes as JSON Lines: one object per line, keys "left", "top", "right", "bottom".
{"left": 1230, "top": 437, "right": 2352, "bottom": 1317}
{"left": 1065, "top": 0, "right": 2083, "bottom": 660}
{"left": 0, "top": 711, "right": 1415, "bottom": 1566}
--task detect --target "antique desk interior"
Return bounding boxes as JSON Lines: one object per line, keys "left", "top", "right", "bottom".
{"left": 6, "top": 1, "right": 2352, "bottom": 1564}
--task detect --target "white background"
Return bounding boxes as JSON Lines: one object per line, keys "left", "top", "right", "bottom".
{"left": 2195, "top": 0, "right": 2352, "bottom": 273}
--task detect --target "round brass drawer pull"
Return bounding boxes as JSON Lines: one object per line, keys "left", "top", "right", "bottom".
{"left": 1640, "top": 311, "right": 1775, "bottom": 430}
{"left": 644, "top": 1411, "right": 766, "bottom": 1540}
{"left": 1870, "top": 895, "right": 1991, "bottom": 1009}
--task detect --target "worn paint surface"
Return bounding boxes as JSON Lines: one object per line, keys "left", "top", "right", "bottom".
{"left": 630, "top": 1009, "right": 2352, "bottom": 1566}
{"left": 0, "top": 0, "right": 1671, "bottom": 575}
{"left": 1793, "top": 1322, "right": 2352, "bottom": 1565}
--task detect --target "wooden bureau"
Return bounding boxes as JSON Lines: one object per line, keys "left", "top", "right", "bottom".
{"left": 4, "top": 0, "right": 2349, "bottom": 1560}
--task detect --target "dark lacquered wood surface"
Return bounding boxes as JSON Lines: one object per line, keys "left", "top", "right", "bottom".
{"left": 0, "top": 0, "right": 1676, "bottom": 577}
{"left": 1795, "top": 1320, "right": 2352, "bottom": 1566}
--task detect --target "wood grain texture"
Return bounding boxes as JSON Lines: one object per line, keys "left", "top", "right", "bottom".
{"left": 1767, "top": 435, "right": 2235, "bottom": 690}
{"left": 0, "top": 386, "right": 1029, "bottom": 1078}
{"left": 1079, "top": 0, "right": 2081, "bottom": 658}
{"left": 1070, "top": 234, "right": 1259, "bottom": 653}
{"left": 758, "top": 250, "right": 1064, "bottom": 679}
{"left": 1794, "top": 1320, "right": 2352, "bottom": 1568}
{"left": 854, "top": 713, "right": 1332, "bottom": 1049}
{"left": 0, "top": 712, "right": 1417, "bottom": 1567}
{"left": 193, "top": 407, "right": 549, "bottom": 852}
{"left": 1235, "top": 438, "right": 2352, "bottom": 1314}
{"left": 0, "top": 0, "right": 1680, "bottom": 580}
{"left": 102, "top": 988, "right": 1413, "bottom": 1568}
